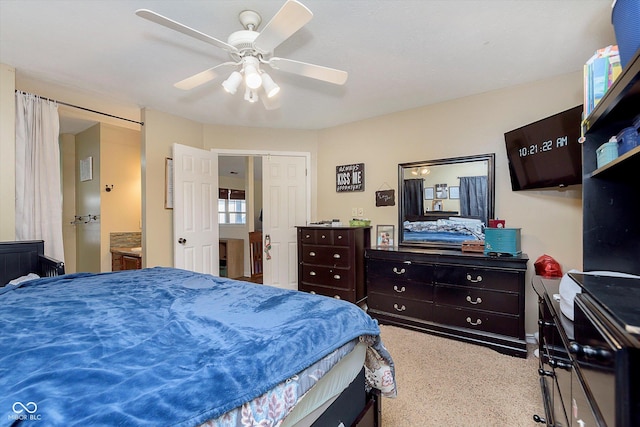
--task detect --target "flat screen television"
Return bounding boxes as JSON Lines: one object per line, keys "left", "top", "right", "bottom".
{"left": 504, "top": 105, "right": 583, "bottom": 191}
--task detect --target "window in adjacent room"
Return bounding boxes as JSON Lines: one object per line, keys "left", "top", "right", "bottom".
{"left": 218, "top": 188, "right": 246, "bottom": 224}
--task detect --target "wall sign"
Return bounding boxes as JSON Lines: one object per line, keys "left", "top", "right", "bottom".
{"left": 336, "top": 163, "right": 365, "bottom": 192}
{"left": 376, "top": 189, "right": 395, "bottom": 206}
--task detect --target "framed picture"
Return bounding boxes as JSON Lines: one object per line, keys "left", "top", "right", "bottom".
{"left": 424, "top": 187, "right": 434, "bottom": 200}
{"left": 80, "top": 156, "right": 93, "bottom": 182}
{"left": 432, "top": 199, "right": 443, "bottom": 211}
{"left": 165, "top": 158, "right": 174, "bottom": 209}
{"left": 449, "top": 186, "right": 460, "bottom": 199}
{"left": 435, "top": 183, "right": 448, "bottom": 199}
{"left": 376, "top": 225, "right": 395, "bottom": 247}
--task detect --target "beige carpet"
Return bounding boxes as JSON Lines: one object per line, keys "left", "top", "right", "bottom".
{"left": 379, "top": 324, "right": 542, "bottom": 426}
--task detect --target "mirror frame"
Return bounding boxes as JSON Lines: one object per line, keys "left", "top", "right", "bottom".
{"left": 398, "top": 153, "right": 495, "bottom": 250}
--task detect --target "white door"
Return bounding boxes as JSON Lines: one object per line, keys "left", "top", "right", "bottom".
{"left": 173, "top": 143, "right": 219, "bottom": 274}
{"left": 262, "top": 155, "right": 308, "bottom": 289}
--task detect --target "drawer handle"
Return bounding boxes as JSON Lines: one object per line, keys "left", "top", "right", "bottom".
{"left": 334, "top": 295, "right": 341, "bottom": 299}
{"left": 466, "top": 317, "right": 482, "bottom": 326}
{"left": 309, "top": 271, "right": 316, "bottom": 276}
{"left": 392, "top": 267, "right": 406, "bottom": 275}
{"left": 333, "top": 274, "right": 341, "bottom": 280}
{"left": 393, "top": 285, "right": 406, "bottom": 293}
{"left": 337, "top": 235, "right": 343, "bottom": 239}
{"left": 305, "top": 234, "right": 311, "bottom": 239}
{"left": 309, "top": 251, "right": 316, "bottom": 257}
{"left": 466, "top": 295, "right": 482, "bottom": 305}
{"left": 321, "top": 234, "right": 327, "bottom": 239}
{"left": 333, "top": 253, "right": 341, "bottom": 259}
{"left": 569, "top": 342, "right": 613, "bottom": 362}
{"left": 466, "top": 274, "right": 483, "bottom": 283}
{"left": 393, "top": 303, "right": 406, "bottom": 312}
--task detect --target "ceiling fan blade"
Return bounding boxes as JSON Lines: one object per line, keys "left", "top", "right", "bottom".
{"left": 136, "top": 9, "right": 238, "bottom": 54}
{"left": 174, "top": 62, "right": 237, "bottom": 90}
{"left": 253, "top": 0, "right": 313, "bottom": 54}
{"left": 269, "top": 57, "right": 348, "bottom": 85}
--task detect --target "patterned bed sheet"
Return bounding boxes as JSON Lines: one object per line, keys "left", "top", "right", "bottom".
{"left": 200, "top": 335, "right": 396, "bottom": 427}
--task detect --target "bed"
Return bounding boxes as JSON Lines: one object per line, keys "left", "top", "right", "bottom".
{"left": 403, "top": 216, "right": 484, "bottom": 243}
{"left": 0, "top": 241, "right": 396, "bottom": 427}
{"left": 0, "top": 240, "right": 65, "bottom": 285}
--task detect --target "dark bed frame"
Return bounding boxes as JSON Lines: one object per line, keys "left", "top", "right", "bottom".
{"left": 311, "top": 369, "right": 381, "bottom": 427}
{"left": 0, "top": 240, "right": 65, "bottom": 286}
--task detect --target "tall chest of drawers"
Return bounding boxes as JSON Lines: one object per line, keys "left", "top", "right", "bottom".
{"left": 366, "top": 247, "right": 528, "bottom": 357}
{"left": 297, "top": 226, "right": 371, "bottom": 304}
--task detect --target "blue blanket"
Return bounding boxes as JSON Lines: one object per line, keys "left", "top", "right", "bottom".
{"left": 0, "top": 268, "right": 381, "bottom": 426}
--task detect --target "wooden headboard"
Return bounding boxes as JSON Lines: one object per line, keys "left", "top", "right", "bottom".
{"left": 0, "top": 240, "right": 62, "bottom": 286}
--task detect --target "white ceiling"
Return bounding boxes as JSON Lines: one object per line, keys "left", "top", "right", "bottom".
{"left": 1, "top": 0, "right": 616, "bottom": 132}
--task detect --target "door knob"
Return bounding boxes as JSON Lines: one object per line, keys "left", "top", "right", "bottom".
{"left": 178, "top": 238, "right": 187, "bottom": 245}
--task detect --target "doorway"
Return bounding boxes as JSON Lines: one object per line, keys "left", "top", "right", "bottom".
{"left": 60, "top": 118, "right": 141, "bottom": 274}
{"left": 216, "top": 150, "right": 310, "bottom": 289}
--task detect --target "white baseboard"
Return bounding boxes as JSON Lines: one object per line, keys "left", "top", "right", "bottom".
{"left": 525, "top": 333, "right": 537, "bottom": 344}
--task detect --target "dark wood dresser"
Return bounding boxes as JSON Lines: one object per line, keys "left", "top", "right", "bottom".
{"left": 533, "top": 274, "right": 640, "bottom": 427}
{"left": 297, "top": 226, "right": 371, "bottom": 304}
{"left": 365, "top": 246, "right": 528, "bottom": 357}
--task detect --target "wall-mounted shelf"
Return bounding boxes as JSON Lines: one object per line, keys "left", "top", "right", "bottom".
{"left": 588, "top": 145, "right": 640, "bottom": 178}
{"left": 582, "top": 48, "right": 640, "bottom": 277}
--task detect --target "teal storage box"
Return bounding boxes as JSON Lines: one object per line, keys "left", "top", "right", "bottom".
{"left": 484, "top": 228, "right": 522, "bottom": 256}
{"left": 596, "top": 139, "right": 619, "bottom": 168}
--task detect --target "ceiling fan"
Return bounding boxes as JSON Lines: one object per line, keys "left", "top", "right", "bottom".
{"left": 136, "top": 0, "right": 348, "bottom": 107}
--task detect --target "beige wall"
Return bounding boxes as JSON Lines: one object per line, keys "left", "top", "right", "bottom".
{"left": 100, "top": 123, "right": 141, "bottom": 271}
{"left": 75, "top": 124, "right": 101, "bottom": 272}
{"left": 141, "top": 108, "right": 204, "bottom": 268}
{"left": 317, "top": 71, "right": 584, "bottom": 335}
{"left": 0, "top": 64, "right": 16, "bottom": 240}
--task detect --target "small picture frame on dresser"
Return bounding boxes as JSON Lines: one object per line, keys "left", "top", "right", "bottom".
{"left": 376, "top": 225, "right": 394, "bottom": 247}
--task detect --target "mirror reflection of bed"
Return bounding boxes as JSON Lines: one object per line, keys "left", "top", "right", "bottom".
{"left": 398, "top": 154, "right": 495, "bottom": 249}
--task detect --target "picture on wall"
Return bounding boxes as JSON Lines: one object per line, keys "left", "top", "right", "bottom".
{"left": 435, "top": 183, "right": 448, "bottom": 199}
{"left": 376, "top": 225, "right": 394, "bottom": 247}
{"left": 424, "top": 187, "right": 434, "bottom": 200}
{"left": 432, "top": 200, "right": 443, "bottom": 211}
{"left": 449, "top": 186, "right": 460, "bottom": 199}
{"left": 165, "top": 158, "right": 174, "bottom": 209}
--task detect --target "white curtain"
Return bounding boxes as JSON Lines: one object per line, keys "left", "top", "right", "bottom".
{"left": 15, "top": 91, "right": 65, "bottom": 262}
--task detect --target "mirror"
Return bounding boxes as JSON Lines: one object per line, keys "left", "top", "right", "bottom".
{"left": 398, "top": 153, "right": 495, "bottom": 250}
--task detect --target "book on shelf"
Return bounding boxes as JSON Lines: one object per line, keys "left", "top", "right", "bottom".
{"left": 584, "top": 45, "right": 622, "bottom": 118}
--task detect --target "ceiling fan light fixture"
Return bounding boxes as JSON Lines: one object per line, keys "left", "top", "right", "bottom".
{"left": 261, "top": 72, "right": 280, "bottom": 98}
{"left": 222, "top": 71, "right": 243, "bottom": 94}
{"left": 243, "top": 57, "right": 262, "bottom": 90}
{"left": 244, "top": 87, "right": 259, "bottom": 103}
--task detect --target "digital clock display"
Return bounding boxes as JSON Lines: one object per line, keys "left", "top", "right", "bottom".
{"left": 504, "top": 105, "right": 583, "bottom": 191}
{"left": 518, "top": 136, "right": 569, "bottom": 157}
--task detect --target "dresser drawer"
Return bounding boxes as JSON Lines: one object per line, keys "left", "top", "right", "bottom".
{"left": 300, "top": 283, "right": 354, "bottom": 301}
{"left": 367, "top": 277, "right": 433, "bottom": 302}
{"left": 434, "top": 265, "right": 520, "bottom": 293}
{"left": 434, "top": 285, "right": 519, "bottom": 315}
{"left": 433, "top": 305, "right": 520, "bottom": 337}
{"left": 369, "top": 293, "right": 433, "bottom": 321}
{"left": 367, "top": 260, "right": 433, "bottom": 283}
{"left": 299, "top": 228, "right": 351, "bottom": 245}
{"left": 301, "top": 265, "right": 351, "bottom": 289}
{"left": 301, "top": 244, "right": 351, "bottom": 268}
